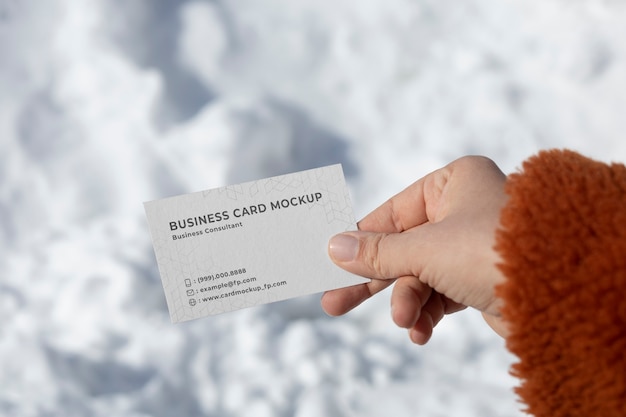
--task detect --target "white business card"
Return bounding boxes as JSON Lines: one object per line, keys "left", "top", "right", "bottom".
{"left": 144, "top": 164, "right": 369, "bottom": 323}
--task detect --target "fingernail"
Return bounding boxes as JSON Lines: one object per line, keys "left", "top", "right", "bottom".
{"left": 329, "top": 234, "right": 359, "bottom": 262}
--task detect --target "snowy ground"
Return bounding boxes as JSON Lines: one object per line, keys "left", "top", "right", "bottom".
{"left": 1, "top": 0, "right": 626, "bottom": 416}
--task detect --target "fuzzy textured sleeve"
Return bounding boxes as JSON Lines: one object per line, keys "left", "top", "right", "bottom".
{"left": 495, "top": 149, "right": 626, "bottom": 417}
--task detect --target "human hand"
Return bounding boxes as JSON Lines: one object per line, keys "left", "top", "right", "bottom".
{"left": 321, "top": 156, "right": 509, "bottom": 344}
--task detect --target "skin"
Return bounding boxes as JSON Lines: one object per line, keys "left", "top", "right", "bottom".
{"left": 322, "top": 156, "right": 510, "bottom": 345}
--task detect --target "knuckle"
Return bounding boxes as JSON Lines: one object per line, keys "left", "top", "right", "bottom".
{"left": 361, "top": 233, "right": 392, "bottom": 278}
{"left": 454, "top": 155, "right": 501, "bottom": 174}
{"left": 387, "top": 198, "right": 405, "bottom": 232}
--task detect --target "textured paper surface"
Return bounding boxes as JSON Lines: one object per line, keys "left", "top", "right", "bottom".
{"left": 144, "top": 164, "right": 369, "bottom": 323}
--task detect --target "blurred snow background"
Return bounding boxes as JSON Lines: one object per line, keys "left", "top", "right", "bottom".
{"left": 1, "top": 0, "right": 625, "bottom": 416}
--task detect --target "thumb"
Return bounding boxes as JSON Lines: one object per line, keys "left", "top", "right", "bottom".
{"left": 328, "top": 230, "right": 429, "bottom": 280}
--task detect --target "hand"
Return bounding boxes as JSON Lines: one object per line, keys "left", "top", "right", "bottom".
{"left": 321, "top": 156, "right": 509, "bottom": 344}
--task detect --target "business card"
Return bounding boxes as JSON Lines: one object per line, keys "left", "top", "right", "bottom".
{"left": 144, "top": 164, "right": 369, "bottom": 323}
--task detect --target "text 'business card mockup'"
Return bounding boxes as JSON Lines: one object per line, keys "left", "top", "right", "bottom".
{"left": 144, "top": 164, "right": 369, "bottom": 323}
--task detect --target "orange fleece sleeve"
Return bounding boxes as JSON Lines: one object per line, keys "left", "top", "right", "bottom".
{"left": 495, "top": 149, "right": 626, "bottom": 417}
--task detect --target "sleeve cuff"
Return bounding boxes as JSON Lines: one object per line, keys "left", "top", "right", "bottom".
{"left": 495, "top": 149, "right": 626, "bottom": 417}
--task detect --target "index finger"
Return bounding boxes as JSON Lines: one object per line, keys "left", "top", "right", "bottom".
{"left": 358, "top": 167, "right": 449, "bottom": 233}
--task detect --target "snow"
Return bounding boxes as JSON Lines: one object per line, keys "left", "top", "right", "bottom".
{"left": 1, "top": 0, "right": 625, "bottom": 416}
